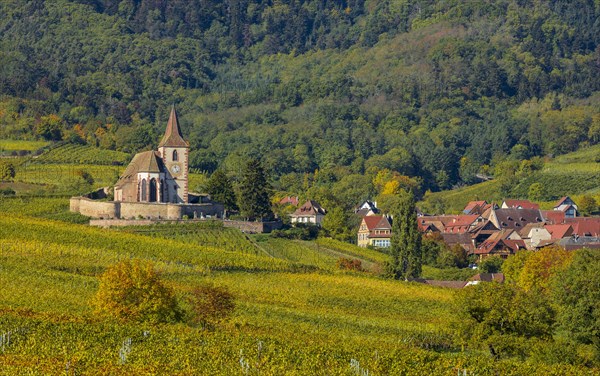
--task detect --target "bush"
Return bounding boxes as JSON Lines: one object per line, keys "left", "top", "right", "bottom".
{"left": 0, "top": 188, "right": 16, "bottom": 196}
{"left": 479, "top": 256, "right": 504, "bottom": 273}
{"left": 336, "top": 257, "right": 363, "bottom": 271}
{"left": 0, "top": 160, "right": 16, "bottom": 181}
{"left": 186, "top": 284, "right": 235, "bottom": 329}
{"left": 92, "top": 259, "right": 181, "bottom": 324}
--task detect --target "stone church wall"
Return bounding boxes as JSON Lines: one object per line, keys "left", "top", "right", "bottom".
{"left": 70, "top": 196, "right": 224, "bottom": 220}
{"left": 70, "top": 197, "right": 118, "bottom": 218}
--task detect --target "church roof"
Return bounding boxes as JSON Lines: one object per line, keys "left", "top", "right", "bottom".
{"left": 158, "top": 106, "right": 188, "bottom": 148}
{"left": 114, "top": 151, "right": 164, "bottom": 188}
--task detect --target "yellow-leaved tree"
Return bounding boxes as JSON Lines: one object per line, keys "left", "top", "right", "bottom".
{"left": 92, "top": 259, "right": 181, "bottom": 324}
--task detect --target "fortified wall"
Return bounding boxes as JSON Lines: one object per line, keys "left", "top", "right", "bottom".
{"left": 70, "top": 196, "right": 224, "bottom": 220}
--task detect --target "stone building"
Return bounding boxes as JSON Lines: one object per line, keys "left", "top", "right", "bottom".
{"left": 114, "top": 106, "right": 189, "bottom": 204}
{"left": 71, "top": 107, "right": 223, "bottom": 221}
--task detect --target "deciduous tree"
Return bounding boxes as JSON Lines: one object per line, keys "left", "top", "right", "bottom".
{"left": 92, "top": 259, "right": 181, "bottom": 324}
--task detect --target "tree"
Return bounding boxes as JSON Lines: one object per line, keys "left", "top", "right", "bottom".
{"left": 205, "top": 169, "right": 238, "bottom": 212}
{"left": 92, "top": 259, "right": 181, "bottom": 324}
{"left": 321, "top": 205, "right": 351, "bottom": 241}
{"left": 238, "top": 158, "right": 273, "bottom": 221}
{"left": 387, "top": 191, "right": 422, "bottom": 280}
{"left": 456, "top": 282, "right": 555, "bottom": 358}
{"left": 0, "top": 160, "right": 16, "bottom": 181}
{"left": 518, "top": 246, "right": 572, "bottom": 293}
{"left": 552, "top": 248, "right": 600, "bottom": 355}
{"left": 36, "top": 114, "right": 64, "bottom": 141}
{"left": 528, "top": 182, "right": 546, "bottom": 202}
{"left": 578, "top": 195, "right": 598, "bottom": 216}
{"left": 479, "top": 255, "right": 504, "bottom": 273}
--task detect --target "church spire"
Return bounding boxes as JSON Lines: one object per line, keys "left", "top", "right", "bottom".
{"left": 158, "top": 105, "right": 188, "bottom": 148}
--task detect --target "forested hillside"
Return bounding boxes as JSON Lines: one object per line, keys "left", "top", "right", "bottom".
{"left": 1, "top": 0, "right": 599, "bottom": 198}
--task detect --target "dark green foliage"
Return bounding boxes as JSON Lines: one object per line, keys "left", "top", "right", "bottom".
{"left": 0, "top": 0, "right": 600, "bottom": 195}
{"left": 238, "top": 159, "right": 273, "bottom": 221}
{"left": 552, "top": 249, "right": 600, "bottom": 356}
{"left": 0, "top": 160, "right": 16, "bottom": 181}
{"left": 0, "top": 187, "right": 16, "bottom": 196}
{"left": 205, "top": 170, "right": 238, "bottom": 212}
{"left": 456, "top": 283, "right": 555, "bottom": 358}
{"left": 479, "top": 256, "right": 504, "bottom": 273}
{"left": 387, "top": 191, "right": 422, "bottom": 280}
{"left": 271, "top": 224, "right": 319, "bottom": 241}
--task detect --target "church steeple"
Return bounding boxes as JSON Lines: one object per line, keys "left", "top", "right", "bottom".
{"left": 158, "top": 105, "right": 188, "bottom": 147}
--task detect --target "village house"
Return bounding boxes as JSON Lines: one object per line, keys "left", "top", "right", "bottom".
{"left": 290, "top": 200, "right": 326, "bottom": 226}
{"left": 473, "top": 229, "right": 525, "bottom": 261}
{"left": 357, "top": 215, "right": 392, "bottom": 248}
{"left": 488, "top": 207, "right": 544, "bottom": 231}
{"left": 501, "top": 199, "right": 540, "bottom": 210}
{"left": 554, "top": 196, "right": 578, "bottom": 218}
{"left": 354, "top": 200, "right": 380, "bottom": 216}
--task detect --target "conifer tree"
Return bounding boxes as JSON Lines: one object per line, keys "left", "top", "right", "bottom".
{"left": 205, "top": 169, "right": 238, "bottom": 212}
{"left": 238, "top": 158, "right": 273, "bottom": 221}
{"left": 388, "top": 191, "right": 422, "bottom": 280}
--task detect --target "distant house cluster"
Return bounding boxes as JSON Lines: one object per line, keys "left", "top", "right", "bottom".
{"left": 354, "top": 196, "right": 600, "bottom": 258}
{"left": 421, "top": 197, "right": 599, "bottom": 260}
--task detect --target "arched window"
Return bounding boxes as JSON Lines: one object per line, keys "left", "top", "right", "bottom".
{"left": 149, "top": 178, "right": 157, "bottom": 202}
{"left": 140, "top": 179, "right": 147, "bottom": 202}
{"left": 173, "top": 150, "right": 178, "bottom": 161}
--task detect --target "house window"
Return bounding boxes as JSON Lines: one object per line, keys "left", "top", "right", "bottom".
{"left": 173, "top": 150, "right": 178, "bottom": 161}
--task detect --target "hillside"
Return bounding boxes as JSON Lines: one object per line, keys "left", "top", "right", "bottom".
{"left": 420, "top": 144, "right": 600, "bottom": 213}
{"left": 0, "top": 0, "right": 599, "bottom": 201}
{"left": 0, "top": 198, "right": 596, "bottom": 374}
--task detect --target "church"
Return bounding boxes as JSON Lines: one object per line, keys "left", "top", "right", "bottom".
{"left": 70, "top": 107, "right": 223, "bottom": 221}
{"left": 114, "top": 106, "right": 189, "bottom": 204}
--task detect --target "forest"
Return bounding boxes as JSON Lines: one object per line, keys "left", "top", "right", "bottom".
{"left": 1, "top": 0, "right": 599, "bottom": 202}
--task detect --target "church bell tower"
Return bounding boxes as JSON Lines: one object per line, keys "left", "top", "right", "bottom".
{"left": 158, "top": 106, "right": 189, "bottom": 203}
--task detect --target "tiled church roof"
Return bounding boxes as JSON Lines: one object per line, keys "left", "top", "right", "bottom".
{"left": 158, "top": 106, "right": 188, "bottom": 148}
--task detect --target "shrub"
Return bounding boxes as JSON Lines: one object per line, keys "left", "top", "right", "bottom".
{"left": 479, "top": 256, "right": 504, "bottom": 273}
{"left": 0, "top": 160, "right": 16, "bottom": 181}
{"left": 0, "top": 188, "right": 16, "bottom": 196}
{"left": 336, "top": 257, "right": 363, "bottom": 271}
{"left": 92, "top": 259, "right": 181, "bottom": 324}
{"left": 186, "top": 284, "right": 235, "bottom": 329}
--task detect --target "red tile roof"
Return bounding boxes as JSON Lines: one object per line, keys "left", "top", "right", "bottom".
{"left": 564, "top": 218, "right": 600, "bottom": 237}
{"left": 279, "top": 196, "right": 299, "bottom": 206}
{"left": 541, "top": 210, "right": 565, "bottom": 224}
{"left": 503, "top": 199, "right": 540, "bottom": 210}
{"left": 544, "top": 224, "right": 573, "bottom": 239}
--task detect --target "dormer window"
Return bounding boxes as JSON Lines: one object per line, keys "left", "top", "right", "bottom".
{"left": 173, "top": 150, "right": 178, "bottom": 161}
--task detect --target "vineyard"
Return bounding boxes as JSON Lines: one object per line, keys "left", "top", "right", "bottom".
{"left": 0, "top": 140, "right": 49, "bottom": 152}
{"left": 32, "top": 144, "right": 130, "bottom": 165}
{"left": 0, "top": 214, "right": 594, "bottom": 374}
{"left": 421, "top": 145, "right": 600, "bottom": 213}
